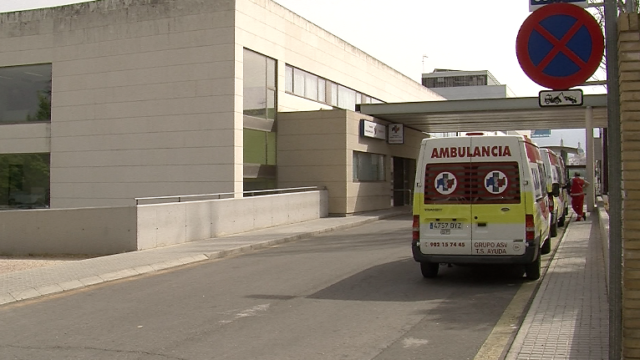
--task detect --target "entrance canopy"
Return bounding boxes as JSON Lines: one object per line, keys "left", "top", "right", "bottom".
{"left": 356, "top": 94, "right": 607, "bottom": 133}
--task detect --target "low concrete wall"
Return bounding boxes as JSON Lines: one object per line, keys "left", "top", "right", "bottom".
{"left": 0, "top": 206, "right": 138, "bottom": 256}
{"left": 137, "top": 190, "right": 329, "bottom": 250}
{"left": 0, "top": 190, "right": 329, "bottom": 255}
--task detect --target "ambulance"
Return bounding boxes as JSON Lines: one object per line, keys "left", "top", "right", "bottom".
{"left": 411, "top": 134, "right": 551, "bottom": 280}
{"left": 539, "top": 148, "right": 569, "bottom": 237}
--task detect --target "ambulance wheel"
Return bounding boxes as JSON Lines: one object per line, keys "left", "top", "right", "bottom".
{"left": 541, "top": 237, "right": 551, "bottom": 255}
{"left": 525, "top": 254, "right": 541, "bottom": 280}
{"left": 558, "top": 214, "right": 566, "bottom": 227}
{"left": 550, "top": 221, "right": 558, "bottom": 237}
{"left": 420, "top": 262, "right": 439, "bottom": 278}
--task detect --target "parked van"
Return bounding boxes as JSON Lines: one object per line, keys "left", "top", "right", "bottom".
{"left": 539, "top": 148, "right": 569, "bottom": 237}
{"left": 412, "top": 134, "right": 551, "bottom": 280}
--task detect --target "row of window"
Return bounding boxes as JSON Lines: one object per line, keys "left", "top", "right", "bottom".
{"left": 422, "top": 75, "right": 488, "bottom": 89}
{"left": 285, "top": 65, "right": 383, "bottom": 111}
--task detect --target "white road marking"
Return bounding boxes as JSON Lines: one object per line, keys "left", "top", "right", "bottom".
{"left": 402, "top": 337, "right": 429, "bottom": 348}
{"left": 219, "top": 304, "right": 270, "bottom": 324}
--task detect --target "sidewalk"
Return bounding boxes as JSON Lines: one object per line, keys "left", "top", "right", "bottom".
{"left": 505, "top": 212, "right": 609, "bottom": 359}
{"left": 0, "top": 207, "right": 409, "bottom": 306}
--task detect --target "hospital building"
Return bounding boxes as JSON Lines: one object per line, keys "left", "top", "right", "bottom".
{"left": 0, "top": 0, "right": 442, "bottom": 215}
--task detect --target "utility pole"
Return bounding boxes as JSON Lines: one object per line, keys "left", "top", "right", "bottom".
{"left": 604, "top": 0, "right": 622, "bottom": 358}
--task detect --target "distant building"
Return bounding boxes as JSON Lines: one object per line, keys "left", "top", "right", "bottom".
{"left": 421, "top": 69, "right": 524, "bottom": 137}
{"left": 422, "top": 69, "right": 516, "bottom": 100}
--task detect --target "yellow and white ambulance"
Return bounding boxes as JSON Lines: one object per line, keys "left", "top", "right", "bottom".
{"left": 539, "top": 148, "right": 569, "bottom": 237}
{"left": 411, "top": 134, "right": 551, "bottom": 280}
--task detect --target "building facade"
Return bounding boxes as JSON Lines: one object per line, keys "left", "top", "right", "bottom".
{"left": 422, "top": 69, "right": 516, "bottom": 100}
{"left": 0, "top": 0, "right": 441, "bottom": 213}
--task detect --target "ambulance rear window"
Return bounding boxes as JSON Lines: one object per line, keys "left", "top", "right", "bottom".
{"left": 424, "top": 162, "right": 521, "bottom": 204}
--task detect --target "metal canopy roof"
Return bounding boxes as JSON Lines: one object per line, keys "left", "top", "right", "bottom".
{"left": 356, "top": 94, "right": 607, "bottom": 133}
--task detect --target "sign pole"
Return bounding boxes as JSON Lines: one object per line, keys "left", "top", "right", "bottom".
{"left": 586, "top": 106, "right": 595, "bottom": 212}
{"left": 605, "top": 0, "right": 622, "bottom": 358}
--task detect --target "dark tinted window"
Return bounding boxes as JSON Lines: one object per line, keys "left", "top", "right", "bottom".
{"left": 0, "top": 64, "right": 51, "bottom": 124}
{"left": 424, "top": 162, "right": 520, "bottom": 204}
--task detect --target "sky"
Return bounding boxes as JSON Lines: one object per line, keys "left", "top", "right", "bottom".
{"left": 0, "top": 0, "right": 605, "bottom": 147}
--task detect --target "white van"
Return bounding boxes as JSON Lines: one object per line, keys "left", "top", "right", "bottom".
{"left": 412, "top": 134, "right": 551, "bottom": 280}
{"left": 539, "top": 148, "right": 569, "bottom": 237}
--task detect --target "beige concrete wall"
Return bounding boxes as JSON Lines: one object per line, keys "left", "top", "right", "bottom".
{"left": 0, "top": 206, "right": 138, "bottom": 255}
{"left": 137, "top": 189, "right": 328, "bottom": 249}
{"left": 0, "top": 123, "right": 50, "bottom": 154}
{"left": 277, "top": 110, "right": 349, "bottom": 214}
{"left": 620, "top": 12, "right": 640, "bottom": 359}
{"left": 0, "top": 0, "right": 239, "bottom": 208}
{"left": 278, "top": 110, "right": 426, "bottom": 215}
{"left": 0, "top": 190, "right": 327, "bottom": 255}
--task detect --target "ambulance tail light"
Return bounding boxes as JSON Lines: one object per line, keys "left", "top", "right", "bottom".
{"left": 548, "top": 195, "right": 554, "bottom": 213}
{"left": 526, "top": 215, "right": 535, "bottom": 242}
{"left": 412, "top": 215, "right": 420, "bottom": 243}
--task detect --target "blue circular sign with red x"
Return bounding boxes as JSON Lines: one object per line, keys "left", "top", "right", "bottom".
{"left": 516, "top": 3, "right": 604, "bottom": 90}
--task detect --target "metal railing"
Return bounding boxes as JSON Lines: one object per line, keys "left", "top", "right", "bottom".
{"left": 391, "top": 188, "right": 413, "bottom": 206}
{"left": 134, "top": 186, "right": 325, "bottom": 205}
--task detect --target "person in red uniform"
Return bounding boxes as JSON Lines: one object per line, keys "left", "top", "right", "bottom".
{"left": 570, "top": 172, "right": 590, "bottom": 221}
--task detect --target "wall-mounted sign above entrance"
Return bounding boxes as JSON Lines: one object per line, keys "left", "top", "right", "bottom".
{"left": 388, "top": 124, "right": 404, "bottom": 144}
{"left": 360, "top": 120, "right": 386, "bottom": 140}
{"left": 516, "top": 3, "right": 604, "bottom": 90}
{"left": 538, "top": 89, "right": 584, "bottom": 107}
{"left": 529, "top": 0, "right": 587, "bottom": 12}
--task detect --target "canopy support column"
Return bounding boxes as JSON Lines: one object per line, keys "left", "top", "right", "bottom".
{"left": 586, "top": 106, "right": 595, "bottom": 212}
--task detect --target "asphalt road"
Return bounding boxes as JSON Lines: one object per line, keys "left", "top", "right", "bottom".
{"left": 0, "top": 215, "right": 532, "bottom": 360}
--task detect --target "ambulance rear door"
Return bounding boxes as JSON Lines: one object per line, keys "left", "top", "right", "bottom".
{"left": 419, "top": 137, "right": 473, "bottom": 256}
{"left": 469, "top": 136, "right": 526, "bottom": 256}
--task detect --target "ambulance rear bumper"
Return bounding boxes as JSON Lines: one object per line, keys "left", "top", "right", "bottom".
{"left": 412, "top": 243, "right": 537, "bottom": 265}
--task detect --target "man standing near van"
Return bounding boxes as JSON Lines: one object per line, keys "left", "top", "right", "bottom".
{"left": 570, "top": 172, "right": 590, "bottom": 221}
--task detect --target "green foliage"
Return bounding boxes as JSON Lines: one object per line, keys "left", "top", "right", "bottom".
{"left": 0, "top": 154, "right": 50, "bottom": 208}
{"left": 25, "top": 91, "right": 51, "bottom": 122}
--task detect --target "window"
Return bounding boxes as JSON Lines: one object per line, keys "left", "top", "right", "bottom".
{"left": 293, "top": 68, "right": 305, "bottom": 97}
{"left": 244, "top": 129, "right": 276, "bottom": 165}
{"left": 243, "top": 49, "right": 276, "bottom": 120}
{"left": 337, "top": 85, "right": 356, "bottom": 110}
{"left": 243, "top": 178, "right": 276, "bottom": 191}
{"left": 353, "top": 151, "right": 385, "bottom": 182}
{"left": 285, "top": 65, "right": 293, "bottom": 93}
{"left": 318, "top": 78, "right": 326, "bottom": 103}
{"left": 329, "top": 82, "right": 338, "bottom": 106}
{"left": 0, "top": 153, "right": 50, "bottom": 209}
{"left": 0, "top": 64, "right": 52, "bottom": 124}
{"left": 532, "top": 167, "right": 543, "bottom": 200}
{"left": 423, "top": 162, "right": 521, "bottom": 205}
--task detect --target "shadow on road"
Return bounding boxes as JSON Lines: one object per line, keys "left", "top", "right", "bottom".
{"left": 306, "top": 258, "right": 526, "bottom": 303}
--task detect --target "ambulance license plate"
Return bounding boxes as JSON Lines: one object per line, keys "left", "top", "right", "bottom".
{"left": 430, "top": 222, "right": 462, "bottom": 230}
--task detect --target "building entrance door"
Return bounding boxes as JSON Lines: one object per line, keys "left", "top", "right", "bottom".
{"left": 392, "top": 157, "right": 415, "bottom": 206}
